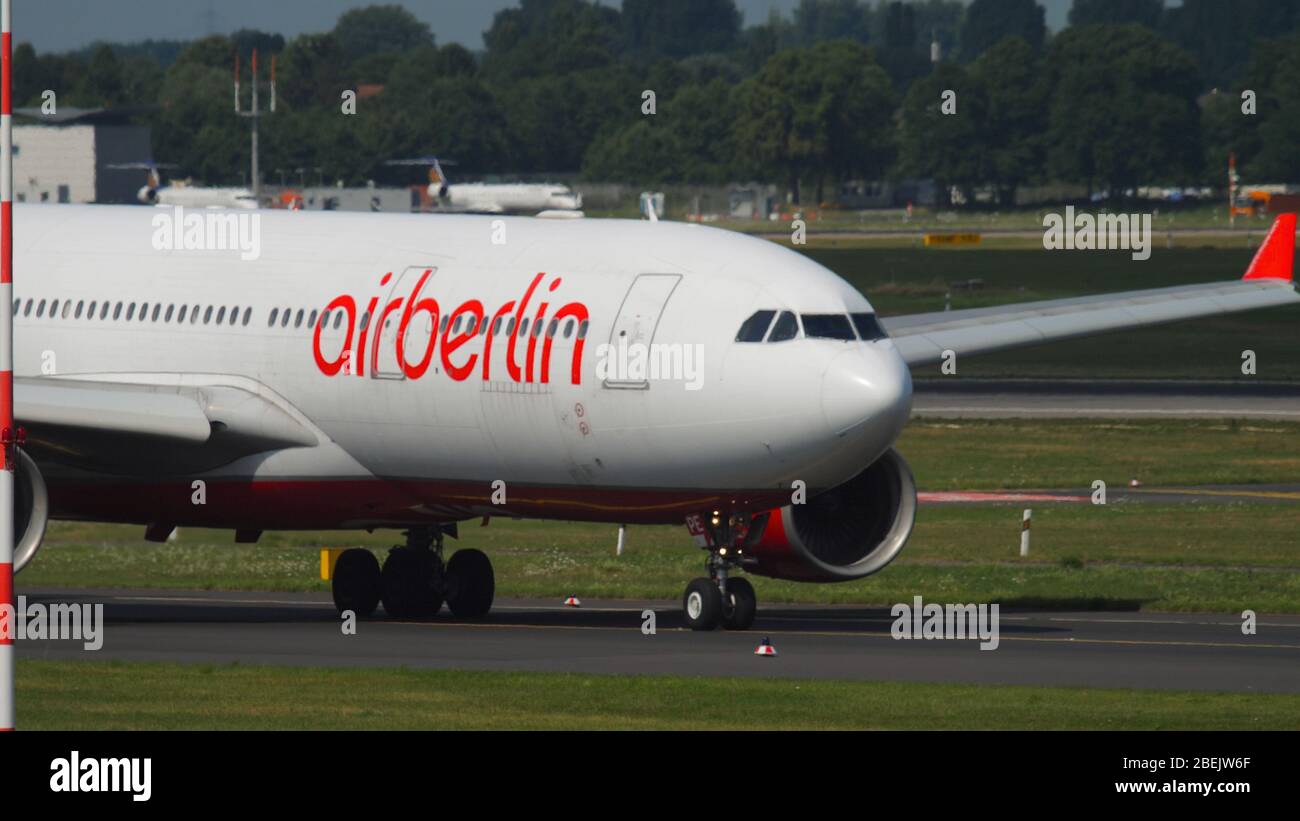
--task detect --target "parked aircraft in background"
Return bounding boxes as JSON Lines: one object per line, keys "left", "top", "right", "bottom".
{"left": 107, "top": 162, "right": 258, "bottom": 210}
{"left": 387, "top": 157, "right": 584, "bottom": 217}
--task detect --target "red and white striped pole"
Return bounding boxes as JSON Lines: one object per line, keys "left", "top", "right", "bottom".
{"left": 0, "top": 0, "right": 16, "bottom": 732}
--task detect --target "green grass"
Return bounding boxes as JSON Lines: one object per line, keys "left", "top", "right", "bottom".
{"left": 902, "top": 419, "right": 1300, "bottom": 490}
{"left": 20, "top": 505, "right": 1300, "bottom": 612}
{"left": 18, "top": 419, "right": 1300, "bottom": 611}
{"left": 18, "top": 659, "right": 1300, "bottom": 730}
{"left": 723, "top": 202, "right": 1245, "bottom": 234}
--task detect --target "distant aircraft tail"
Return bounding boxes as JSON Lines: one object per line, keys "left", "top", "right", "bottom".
{"left": 1243, "top": 213, "right": 1297, "bottom": 281}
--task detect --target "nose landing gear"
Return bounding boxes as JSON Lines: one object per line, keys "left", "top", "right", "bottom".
{"left": 681, "top": 511, "right": 762, "bottom": 631}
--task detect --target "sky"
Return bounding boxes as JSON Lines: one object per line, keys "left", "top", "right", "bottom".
{"left": 18, "top": 0, "right": 1078, "bottom": 55}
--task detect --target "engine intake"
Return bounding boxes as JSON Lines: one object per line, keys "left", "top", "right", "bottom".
{"left": 13, "top": 448, "right": 49, "bottom": 573}
{"left": 748, "top": 448, "right": 916, "bottom": 582}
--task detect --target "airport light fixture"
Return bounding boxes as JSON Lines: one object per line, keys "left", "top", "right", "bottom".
{"left": 235, "top": 48, "right": 276, "bottom": 203}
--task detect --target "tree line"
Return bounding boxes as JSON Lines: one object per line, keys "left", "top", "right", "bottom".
{"left": 12, "top": 0, "right": 1300, "bottom": 205}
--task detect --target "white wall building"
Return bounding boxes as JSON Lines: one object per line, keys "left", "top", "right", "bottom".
{"left": 13, "top": 108, "right": 152, "bottom": 205}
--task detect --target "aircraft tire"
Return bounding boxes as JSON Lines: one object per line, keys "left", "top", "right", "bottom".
{"left": 722, "top": 577, "right": 757, "bottom": 631}
{"left": 445, "top": 549, "right": 495, "bottom": 618}
{"left": 332, "top": 548, "right": 381, "bottom": 618}
{"left": 381, "top": 546, "right": 443, "bottom": 619}
{"left": 683, "top": 577, "right": 722, "bottom": 631}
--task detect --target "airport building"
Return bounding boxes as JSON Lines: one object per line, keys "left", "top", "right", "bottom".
{"left": 13, "top": 107, "right": 152, "bottom": 205}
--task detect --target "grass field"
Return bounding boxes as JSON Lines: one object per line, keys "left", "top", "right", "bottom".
{"left": 18, "top": 660, "right": 1300, "bottom": 730}
{"left": 596, "top": 202, "right": 1247, "bottom": 235}
{"left": 21, "top": 508, "right": 1300, "bottom": 612}
{"left": 19, "top": 419, "right": 1300, "bottom": 611}
{"left": 902, "top": 419, "right": 1300, "bottom": 490}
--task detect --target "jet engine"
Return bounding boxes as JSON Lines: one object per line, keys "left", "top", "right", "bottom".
{"left": 13, "top": 449, "right": 49, "bottom": 573}
{"left": 747, "top": 448, "right": 916, "bottom": 582}
{"left": 137, "top": 185, "right": 159, "bottom": 205}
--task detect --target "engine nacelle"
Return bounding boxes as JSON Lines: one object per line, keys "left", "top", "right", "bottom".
{"left": 137, "top": 185, "right": 159, "bottom": 204}
{"left": 747, "top": 448, "right": 916, "bottom": 582}
{"left": 13, "top": 449, "right": 49, "bottom": 573}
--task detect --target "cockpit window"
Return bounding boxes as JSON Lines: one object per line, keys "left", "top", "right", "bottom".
{"left": 767, "top": 311, "right": 799, "bottom": 342}
{"left": 735, "top": 310, "right": 776, "bottom": 342}
{"left": 801, "top": 314, "right": 855, "bottom": 340}
{"left": 851, "top": 313, "right": 889, "bottom": 341}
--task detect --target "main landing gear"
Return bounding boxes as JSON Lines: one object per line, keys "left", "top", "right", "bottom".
{"left": 681, "top": 511, "right": 761, "bottom": 631}
{"left": 331, "top": 526, "right": 494, "bottom": 620}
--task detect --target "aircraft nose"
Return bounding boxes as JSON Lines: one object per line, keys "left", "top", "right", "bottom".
{"left": 820, "top": 344, "right": 913, "bottom": 442}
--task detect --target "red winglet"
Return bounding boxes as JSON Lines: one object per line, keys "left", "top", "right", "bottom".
{"left": 1243, "top": 213, "right": 1297, "bottom": 281}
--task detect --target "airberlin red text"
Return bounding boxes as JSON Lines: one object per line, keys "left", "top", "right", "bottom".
{"left": 312, "top": 271, "right": 589, "bottom": 385}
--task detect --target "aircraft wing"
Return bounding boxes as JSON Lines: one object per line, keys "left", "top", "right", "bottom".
{"left": 882, "top": 214, "right": 1299, "bottom": 367}
{"left": 15, "top": 377, "right": 319, "bottom": 475}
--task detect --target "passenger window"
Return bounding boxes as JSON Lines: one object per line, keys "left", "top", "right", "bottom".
{"left": 165, "top": 305, "right": 174, "bottom": 322}
{"left": 242, "top": 307, "right": 252, "bottom": 325}
{"left": 735, "top": 310, "right": 776, "bottom": 343}
{"left": 439, "top": 315, "right": 449, "bottom": 334}
{"left": 308, "top": 310, "right": 317, "bottom": 328}
{"left": 801, "top": 314, "right": 855, "bottom": 341}
{"left": 578, "top": 320, "right": 589, "bottom": 339}
{"left": 88, "top": 300, "right": 97, "bottom": 318}
{"left": 851, "top": 313, "right": 888, "bottom": 341}
{"left": 139, "top": 302, "right": 148, "bottom": 321}
{"left": 479, "top": 316, "right": 489, "bottom": 336}
{"left": 360, "top": 311, "right": 370, "bottom": 331}
{"left": 268, "top": 308, "right": 278, "bottom": 327}
{"left": 293, "top": 309, "right": 303, "bottom": 328}
{"left": 126, "top": 303, "right": 135, "bottom": 321}
{"left": 179, "top": 305, "right": 188, "bottom": 323}
{"left": 50, "top": 299, "right": 60, "bottom": 317}
{"left": 217, "top": 307, "right": 227, "bottom": 324}
{"left": 113, "top": 302, "right": 122, "bottom": 320}
{"left": 11, "top": 299, "right": 17, "bottom": 315}
{"left": 564, "top": 319, "right": 574, "bottom": 339}
{"left": 151, "top": 304, "right": 161, "bottom": 322}
{"left": 280, "top": 309, "right": 290, "bottom": 327}
{"left": 191, "top": 305, "right": 200, "bottom": 323}
{"left": 506, "top": 317, "right": 516, "bottom": 336}
{"left": 36, "top": 299, "right": 46, "bottom": 318}
{"left": 332, "top": 312, "right": 342, "bottom": 330}
{"left": 492, "top": 317, "right": 502, "bottom": 336}
{"left": 23, "top": 299, "right": 32, "bottom": 317}
{"left": 768, "top": 311, "right": 798, "bottom": 342}
{"left": 74, "top": 300, "right": 84, "bottom": 319}
{"left": 547, "top": 319, "right": 558, "bottom": 338}
{"left": 204, "top": 306, "right": 214, "bottom": 324}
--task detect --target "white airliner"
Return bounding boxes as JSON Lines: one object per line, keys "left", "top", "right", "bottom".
{"left": 7, "top": 206, "right": 1297, "bottom": 629}
{"left": 391, "top": 158, "right": 583, "bottom": 216}
{"left": 108, "top": 163, "right": 258, "bottom": 210}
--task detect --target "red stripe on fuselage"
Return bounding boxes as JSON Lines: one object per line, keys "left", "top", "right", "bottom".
{"left": 45, "top": 477, "right": 792, "bottom": 529}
